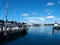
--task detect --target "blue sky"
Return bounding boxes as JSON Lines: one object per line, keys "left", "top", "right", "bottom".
{"left": 0, "top": 0, "right": 60, "bottom": 24}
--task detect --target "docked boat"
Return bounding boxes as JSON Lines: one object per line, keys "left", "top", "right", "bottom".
{"left": 53, "top": 22, "right": 60, "bottom": 30}
{"left": 0, "top": 26, "right": 28, "bottom": 39}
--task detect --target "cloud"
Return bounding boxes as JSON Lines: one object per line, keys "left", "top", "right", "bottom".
{"left": 39, "top": 17, "right": 45, "bottom": 21}
{"left": 28, "top": 19, "right": 38, "bottom": 24}
{"left": 54, "top": 18, "right": 60, "bottom": 20}
{"left": 44, "top": 9, "right": 53, "bottom": 13}
{"left": 46, "top": 15, "right": 55, "bottom": 19}
{"left": 46, "top": 2, "right": 55, "bottom": 6}
{"left": 57, "top": 1, "right": 60, "bottom": 4}
{"left": 21, "top": 13, "right": 28, "bottom": 16}
{"left": 48, "top": 12, "right": 52, "bottom": 15}
{"left": 25, "top": 17, "right": 45, "bottom": 21}
{"left": 25, "top": 17, "right": 45, "bottom": 24}
{"left": 44, "top": 9, "right": 52, "bottom": 15}
{"left": 32, "top": 12, "right": 38, "bottom": 15}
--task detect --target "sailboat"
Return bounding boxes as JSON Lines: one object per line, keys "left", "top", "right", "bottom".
{"left": 0, "top": 0, "right": 28, "bottom": 36}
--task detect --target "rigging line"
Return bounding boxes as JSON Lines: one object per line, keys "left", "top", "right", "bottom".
{"left": 0, "top": 0, "right": 5, "bottom": 10}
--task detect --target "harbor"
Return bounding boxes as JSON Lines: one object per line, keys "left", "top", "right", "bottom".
{"left": 0, "top": 0, "right": 60, "bottom": 45}
{"left": 0, "top": 26, "right": 60, "bottom": 45}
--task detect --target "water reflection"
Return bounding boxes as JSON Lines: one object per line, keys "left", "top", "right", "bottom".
{"left": 52, "top": 27, "right": 60, "bottom": 35}
{"left": 39, "top": 25, "right": 45, "bottom": 33}
{"left": 40, "top": 26, "right": 53, "bottom": 35}
{"left": 0, "top": 30, "right": 28, "bottom": 45}
{"left": 29, "top": 26, "right": 60, "bottom": 35}
{"left": 1, "top": 26, "right": 60, "bottom": 45}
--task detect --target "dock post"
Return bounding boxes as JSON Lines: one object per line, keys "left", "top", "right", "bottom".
{"left": 4, "top": 25, "right": 7, "bottom": 36}
{"left": 4, "top": 31, "right": 6, "bottom": 36}
{"left": 0, "top": 22, "right": 4, "bottom": 38}
{"left": 1, "top": 24, "right": 3, "bottom": 32}
{"left": 0, "top": 22, "right": 4, "bottom": 32}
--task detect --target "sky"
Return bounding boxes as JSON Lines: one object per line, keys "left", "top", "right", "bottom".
{"left": 0, "top": 0, "right": 60, "bottom": 24}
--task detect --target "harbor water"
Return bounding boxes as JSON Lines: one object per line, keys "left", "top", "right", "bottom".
{"left": 0, "top": 26, "right": 60, "bottom": 45}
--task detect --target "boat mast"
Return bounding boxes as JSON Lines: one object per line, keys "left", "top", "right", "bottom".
{"left": 14, "top": 10, "right": 16, "bottom": 22}
{"left": 4, "top": 0, "right": 8, "bottom": 35}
